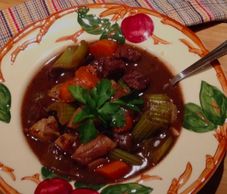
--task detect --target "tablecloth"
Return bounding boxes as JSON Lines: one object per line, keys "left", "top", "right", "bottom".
{"left": 0, "top": 0, "right": 227, "bottom": 49}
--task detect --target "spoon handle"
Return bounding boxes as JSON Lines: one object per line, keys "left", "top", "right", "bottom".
{"left": 169, "top": 40, "right": 227, "bottom": 86}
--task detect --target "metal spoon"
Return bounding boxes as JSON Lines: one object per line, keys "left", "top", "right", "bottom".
{"left": 165, "top": 40, "right": 227, "bottom": 88}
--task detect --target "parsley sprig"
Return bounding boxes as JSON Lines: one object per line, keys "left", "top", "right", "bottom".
{"left": 68, "top": 79, "right": 143, "bottom": 143}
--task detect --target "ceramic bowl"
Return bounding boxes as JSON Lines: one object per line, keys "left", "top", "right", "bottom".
{"left": 0, "top": 4, "right": 226, "bottom": 194}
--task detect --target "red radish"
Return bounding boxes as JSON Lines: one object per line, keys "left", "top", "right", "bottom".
{"left": 71, "top": 188, "right": 100, "bottom": 194}
{"left": 34, "top": 178, "right": 73, "bottom": 194}
{"left": 121, "top": 13, "right": 154, "bottom": 43}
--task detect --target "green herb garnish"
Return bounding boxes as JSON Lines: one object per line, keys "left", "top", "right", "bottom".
{"left": 68, "top": 79, "right": 143, "bottom": 143}
{"left": 113, "top": 91, "right": 144, "bottom": 112}
{"left": 79, "top": 120, "right": 98, "bottom": 143}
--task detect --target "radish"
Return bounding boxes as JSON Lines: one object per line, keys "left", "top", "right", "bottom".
{"left": 35, "top": 178, "right": 73, "bottom": 194}
{"left": 121, "top": 13, "right": 154, "bottom": 43}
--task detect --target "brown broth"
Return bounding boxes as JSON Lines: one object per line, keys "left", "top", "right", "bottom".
{"left": 21, "top": 45, "right": 184, "bottom": 184}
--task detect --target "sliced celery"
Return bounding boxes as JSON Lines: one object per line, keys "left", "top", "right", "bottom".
{"left": 109, "top": 148, "right": 143, "bottom": 165}
{"left": 132, "top": 94, "right": 176, "bottom": 141}
{"left": 47, "top": 102, "right": 76, "bottom": 125}
{"left": 150, "top": 135, "right": 174, "bottom": 164}
{"left": 52, "top": 40, "right": 88, "bottom": 69}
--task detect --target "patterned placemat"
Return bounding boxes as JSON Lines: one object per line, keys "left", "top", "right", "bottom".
{"left": 0, "top": 0, "right": 227, "bottom": 48}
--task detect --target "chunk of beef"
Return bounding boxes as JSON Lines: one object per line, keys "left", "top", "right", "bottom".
{"left": 113, "top": 133, "right": 133, "bottom": 151}
{"left": 48, "top": 84, "right": 61, "bottom": 100}
{"left": 27, "top": 116, "right": 60, "bottom": 141}
{"left": 93, "top": 57, "right": 126, "bottom": 78}
{"left": 114, "top": 44, "right": 141, "bottom": 62}
{"left": 72, "top": 135, "right": 116, "bottom": 165}
{"left": 123, "top": 69, "right": 150, "bottom": 90}
{"left": 55, "top": 133, "right": 79, "bottom": 154}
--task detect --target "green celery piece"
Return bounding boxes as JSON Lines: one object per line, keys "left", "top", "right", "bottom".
{"left": 72, "top": 40, "right": 88, "bottom": 67}
{"left": 52, "top": 40, "right": 88, "bottom": 69}
{"left": 79, "top": 120, "right": 98, "bottom": 143}
{"left": 150, "top": 135, "right": 174, "bottom": 164}
{"left": 109, "top": 149, "right": 143, "bottom": 165}
{"left": 132, "top": 94, "right": 173, "bottom": 141}
{"left": 129, "top": 98, "right": 144, "bottom": 105}
{"left": 47, "top": 102, "right": 75, "bottom": 125}
{"left": 52, "top": 46, "right": 77, "bottom": 69}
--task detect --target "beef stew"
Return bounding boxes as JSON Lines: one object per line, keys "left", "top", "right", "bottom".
{"left": 21, "top": 40, "right": 184, "bottom": 184}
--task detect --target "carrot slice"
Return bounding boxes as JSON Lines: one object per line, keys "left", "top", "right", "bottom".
{"left": 95, "top": 160, "right": 130, "bottom": 180}
{"left": 59, "top": 79, "right": 77, "bottom": 102}
{"left": 59, "top": 65, "right": 99, "bottom": 102}
{"left": 75, "top": 65, "right": 99, "bottom": 89}
{"left": 113, "top": 110, "right": 133, "bottom": 133}
{"left": 89, "top": 39, "right": 118, "bottom": 58}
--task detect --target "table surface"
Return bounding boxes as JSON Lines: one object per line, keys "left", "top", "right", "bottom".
{"left": 0, "top": 1, "right": 226, "bottom": 194}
